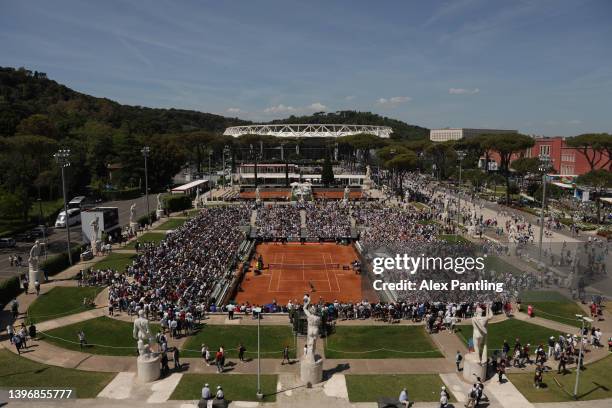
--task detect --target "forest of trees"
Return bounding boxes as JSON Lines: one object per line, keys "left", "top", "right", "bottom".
{"left": 0, "top": 66, "right": 431, "bottom": 225}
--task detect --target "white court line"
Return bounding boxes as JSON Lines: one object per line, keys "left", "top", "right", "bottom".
{"left": 323, "top": 253, "right": 332, "bottom": 292}
{"left": 277, "top": 253, "right": 284, "bottom": 292}
{"left": 327, "top": 252, "right": 341, "bottom": 292}
{"left": 267, "top": 252, "right": 279, "bottom": 293}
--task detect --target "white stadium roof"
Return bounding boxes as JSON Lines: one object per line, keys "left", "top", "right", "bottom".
{"left": 223, "top": 124, "right": 392, "bottom": 138}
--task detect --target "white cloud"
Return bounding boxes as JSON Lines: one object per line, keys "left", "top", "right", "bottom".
{"left": 448, "top": 88, "right": 480, "bottom": 95}
{"left": 568, "top": 119, "right": 582, "bottom": 125}
{"left": 226, "top": 107, "right": 241, "bottom": 114}
{"left": 344, "top": 95, "right": 355, "bottom": 101}
{"left": 263, "top": 104, "right": 297, "bottom": 114}
{"left": 263, "top": 102, "right": 327, "bottom": 115}
{"left": 307, "top": 102, "right": 327, "bottom": 111}
{"left": 377, "top": 96, "right": 412, "bottom": 106}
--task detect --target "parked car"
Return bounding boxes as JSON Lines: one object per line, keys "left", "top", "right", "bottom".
{"left": 30, "top": 225, "right": 49, "bottom": 237}
{"left": 0, "top": 237, "right": 16, "bottom": 248}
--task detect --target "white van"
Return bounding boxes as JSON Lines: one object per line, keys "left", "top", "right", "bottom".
{"left": 55, "top": 208, "right": 81, "bottom": 228}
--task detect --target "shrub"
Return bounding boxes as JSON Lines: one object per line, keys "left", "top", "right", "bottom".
{"left": 507, "top": 183, "right": 520, "bottom": 195}
{"left": 163, "top": 194, "right": 192, "bottom": 213}
{"left": 40, "top": 245, "right": 84, "bottom": 277}
{"left": 0, "top": 276, "right": 22, "bottom": 308}
{"left": 137, "top": 211, "right": 158, "bottom": 227}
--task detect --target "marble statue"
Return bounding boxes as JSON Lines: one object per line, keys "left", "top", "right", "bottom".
{"left": 300, "top": 296, "right": 323, "bottom": 384}
{"left": 132, "top": 309, "right": 160, "bottom": 382}
{"left": 365, "top": 165, "right": 372, "bottom": 179}
{"left": 129, "top": 203, "right": 136, "bottom": 225}
{"left": 195, "top": 188, "right": 201, "bottom": 209}
{"left": 90, "top": 217, "right": 100, "bottom": 256}
{"left": 255, "top": 186, "right": 261, "bottom": 202}
{"left": 471, "top": 305, "right": 493, "bottom": 364}
{"left": 28, "top": 240, "right": 43, "bottom": 291}
{"left": 29, "top": 240, "right": 42, "bottom": 270}
{"left": 303, "top": 297, "right": 320, "bottom": 360}
{"left": 343, "top": 186, "right": 350, "bottom": 202}
{"left": 133, "top": 310, "right": 155, "bottom": 358}
{"left": 156, "top": 193, "right": 162, "bottom": 211}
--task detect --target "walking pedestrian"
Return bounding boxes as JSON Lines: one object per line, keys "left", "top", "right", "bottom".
{"left": 281, "top": 345, "right": 290, "bottom": 365}
{"left": 238, "top": 343, "right": 246, "bottom": 362}
{"left": 455, "top": 350, "right": 463, "bottom": 371}
{"left": 78, "top": 330, "right": 87, "bottom": 349}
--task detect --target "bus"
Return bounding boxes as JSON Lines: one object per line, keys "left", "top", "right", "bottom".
{"left": 68, "top": 196, "right": 95, "bottom": 210}
{"left": 54, "top": 208, "right": 81, "bottom": 228}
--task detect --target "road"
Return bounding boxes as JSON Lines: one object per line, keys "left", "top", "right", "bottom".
{"left": 0, "top": 195, "right": 157, "bottom": 280}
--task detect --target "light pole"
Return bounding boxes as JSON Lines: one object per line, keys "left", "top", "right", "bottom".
{"left": 256, "top": 307, "right": 263, "bottom": 400}
{"left": 54, "top": 149, "right": 73, "bottom": 266}
{"left": 222, "top": 145, "right": 230, "bottom": 187}
{"left": 456, "top": 150, "right": 466, "bottom": 235}
{"left": 208, "top": 150, "right": 212, "bottom": 178}
{"left": 573, "top": 315, "right": 593, "bottom": 400}
{"left": 538, "top": 154, "right": 551, "bottom": 263}
{"left": 141, "top": 146, "right": 151, "bottom": 225}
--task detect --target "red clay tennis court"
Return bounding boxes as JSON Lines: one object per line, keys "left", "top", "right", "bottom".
{"left": 234, "top": 242, "right": 364, "bottom": 305}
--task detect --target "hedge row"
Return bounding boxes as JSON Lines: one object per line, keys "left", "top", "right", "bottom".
{"left": 137, "top": 211, "right": 158, "bottom": 227}
{"left": 40, "top": 245, "right": 84, "bottom": 277}
{"left": 163, "top": 194, "right": 192, "bottom": 213}
{"left": 0, "top": 276, "right": 22, "bottom": 308}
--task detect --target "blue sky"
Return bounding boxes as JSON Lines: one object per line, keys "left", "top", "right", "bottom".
{"left": 1, "top": 0, "right": 611, "bottom": 136}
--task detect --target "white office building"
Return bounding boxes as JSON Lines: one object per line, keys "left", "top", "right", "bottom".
{"left": 429, "top": 128, "right": 517, "bottom": 142}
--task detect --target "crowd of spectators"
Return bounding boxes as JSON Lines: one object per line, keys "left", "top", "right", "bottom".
{"left": 105, "top": 205, "right": 251, "bottom": 322}
{"left": 256, "top": 204, "right": 301, "bottom": 239}
{"left": 303, "top": 201, "right": 352, "bottom": 239}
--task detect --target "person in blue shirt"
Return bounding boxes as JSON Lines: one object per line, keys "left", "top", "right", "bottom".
{"left": 201, "top": 383, "right": 211, "bottom": 400}
{"left": 399, "top": 387, "right": 409, "bottom": 407}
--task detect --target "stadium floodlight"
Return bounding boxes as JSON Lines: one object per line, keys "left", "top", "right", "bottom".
{"left": 141, "top": 146, "right": 151, "bottom": 225}
{"left": 53, "top": 149, "right": 73, "bottom": 266}
{"left": 456, "top": 150, "right": 467, "bottom": 235}
{"left": 574, "top": 315, "right": 593, "bottom": 399}
{"left": 538, "top": 154, "right": 552, "bottom": 267}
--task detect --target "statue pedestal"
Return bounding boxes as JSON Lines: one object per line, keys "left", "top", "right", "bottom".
{"left": 130, "top": 221, "right": 138, "bottom": 230}
{"left": 137, "top": 355, "right": 161, "bottom": 382}
{"left": 463, "top": 353, "right": 486, "bottom": 382}
{"left": 156, "top": 209, "right": 164, "bottom": 219}
{"left": 300, "top": 355, "right": 323, "bottom": 385}
{"left": 28, "top": 264, "right": 41, "bottom": 292}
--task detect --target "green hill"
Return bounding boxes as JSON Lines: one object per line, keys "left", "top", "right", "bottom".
{"left": 270, "top": 111, "right": 428, "bottom": 141}
{"left": 0, "top": 66, "right": 250, "bottom": 137}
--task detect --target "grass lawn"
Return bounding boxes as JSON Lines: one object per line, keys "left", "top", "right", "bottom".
{"left": 324, "top": 326, "right": 442, "bottom": 359}
{"left": 92, "top": 252, "right": 136, "bottom": 271}
{"left": 456, "top": 319, "right": 561, "bottom": 351}
{"left": 0, "top": 349, "right": 115, "bottom": 398}
{"left": 156, "top": 217, "right": 188, "bottom": 230}
{"left": 484, "top": 255, "right": 524, "bottom": 275}
{"left": 171, "top": 373, "right": 278, "bottom": 402}
{"left": 27, "top": 286, "right": 104, "bottom": 323}
{"left": 346, "top": 374, "right": 455, "bottom": 402}
{"left": 40, "top": 316, "right": 158, "bottom": 356}
{"left": 182, "top": 324, "right": 296, "bottom": 359}
{"left": 508, "top": 355, "right": 612, "bottom": 402}
{"left": 519, "top": 291, "right": 584, "bottom": 328}
{"left": 439, "top": 234, "right": 471, "bottom": 244}
{"left": 124, "top": 232, "right": 167, "bottom": 249}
